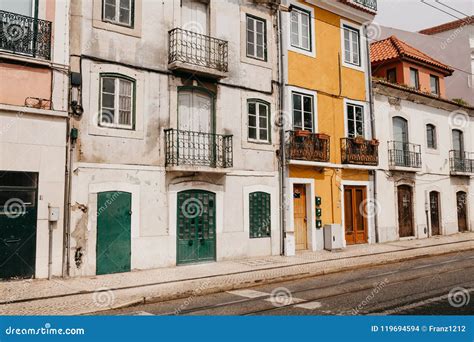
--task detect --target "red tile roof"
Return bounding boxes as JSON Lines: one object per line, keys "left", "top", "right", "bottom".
{"left": 370, "top": 36, "right": 454, "bottom": 75}
{"left": 419, "top": 16, "right": 473, "bottom": 35}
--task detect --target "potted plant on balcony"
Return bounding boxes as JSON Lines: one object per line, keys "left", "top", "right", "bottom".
{"left": 354, "top": 135, "right": 365, "bottom": 145}
{"left": 295, "top": 129, "right": 311, "bottom": 138}
{"left": 369, "top": 138, "right": 379, "bottom": 146}
{"left": 316, "top": 132, "right": 330, "bottom": 140}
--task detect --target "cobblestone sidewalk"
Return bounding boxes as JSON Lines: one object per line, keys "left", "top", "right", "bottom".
{"left": 1, "top": 232, "right": 473, "bottom": 315}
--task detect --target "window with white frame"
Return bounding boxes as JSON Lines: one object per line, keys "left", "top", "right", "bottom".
{"left": 248, "top": 100, "right": 270, "bottom": 142}
{"left": 292, "top": 92, "right": 313, "bottom": 131}
{"left": 246, "top": 15, "right": 266, "bottom": 61}
{"left": 290, "top": 7, "right": 311, "bottom": 51}
{"left": 343, "top": 25, "right": 360, "bottom": 66}
{"left": 346, "top": 103, "right": 364, "bottom": 138}
{"left": 100, "top": 75, "right": 135, "bottom": 129}
{"left": 103, "top": 0, "right": 133, "bottom": 27}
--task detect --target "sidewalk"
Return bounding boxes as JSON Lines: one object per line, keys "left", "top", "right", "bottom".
{"left": 1, "top": 232, "right": 473, "bottom": 315}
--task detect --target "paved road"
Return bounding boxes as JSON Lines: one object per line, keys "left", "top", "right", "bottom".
{"left": 99, "top": 250, "right": 474, "bottom": 316}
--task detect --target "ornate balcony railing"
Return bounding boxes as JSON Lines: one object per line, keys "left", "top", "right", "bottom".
{"left": 165, "top": 129, "right": 233, "bottom": 168}
{"left": 286, "top": 130, "right": 330, "bottom": 163}
{"left": 352, "top": 0, "right": 377, "bottom": 11}
{"left": 450, "top": 150, "right": 474, "bottom": 174}
{"left": 388, "top": 141, "right": 422, "bottom": 168}
{"left": 341, "top": 138, "right": 379, "bottom": 166}
{"left": 168, "top": 28, "right": 228, "bottom": 74}
{"left": 0, "top": 10, "right": 52, "bottom": 60}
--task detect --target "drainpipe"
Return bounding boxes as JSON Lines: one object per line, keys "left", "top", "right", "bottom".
{"left": 425, "top": 190, "right": 430, "bottom": 238}
{"left": 365, "top": 24, "right": 379, "bottom": 243}
{"left": 48, "top": 204, "right": 54, "bottom": 280}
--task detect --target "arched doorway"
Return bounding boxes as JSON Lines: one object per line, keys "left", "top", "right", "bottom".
{"left": 397, "top": 185, "right": 414, "bottom": 238}
{"left": 456, "top": 191, "right": 468, "bottom": 232}
{"left": 429, "top": 191, "right": 441, "bottom": 236}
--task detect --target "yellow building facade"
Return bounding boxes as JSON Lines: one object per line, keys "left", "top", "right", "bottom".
{"left": 282, "top": 0, "right": 377, "bottom": 255}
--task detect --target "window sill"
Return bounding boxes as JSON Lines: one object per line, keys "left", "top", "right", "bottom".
{"left": 342, "top": 61, "right": 365, "bottom": 73}
{"left": 92, "top": 19, "right": 142, "bottom": 37}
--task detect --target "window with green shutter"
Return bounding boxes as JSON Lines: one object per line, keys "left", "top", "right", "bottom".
{"left": 249, "top": 192, "right": 271, "bottom": 238}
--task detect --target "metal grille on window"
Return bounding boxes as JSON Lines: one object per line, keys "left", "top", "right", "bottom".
{"left": 249, "top": 192, "right": 271, "bottom": 238}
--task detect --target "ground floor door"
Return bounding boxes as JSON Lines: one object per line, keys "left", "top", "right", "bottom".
{"left": 177, "top": 190, "right": 216, "bottom": 265}
{"left": 96, "top": 191, "right": 132, "bottom": 275}
{"left": 344, "top": 186, "right": 368, "bottom": 245}
{"left": 397, "top": 185, "right": 414, "bottom": 238}
{"left": 457, "top": 191, "right": 468, "bottom": 232}
{"left": 429, "top": 191, "right": 441, "bottom": 236}
{"left": 293, "top": 184, "right": 308, "bottom": 251}
{"left": 0, "top": 171, "right": 38, "bottom": 279}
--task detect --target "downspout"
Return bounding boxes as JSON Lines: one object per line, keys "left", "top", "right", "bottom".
{"left": 365, "top": 25, "right": 379, "bottom": 243}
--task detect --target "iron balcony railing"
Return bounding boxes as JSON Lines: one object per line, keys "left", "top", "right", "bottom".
{"left": 388, "top": 141, "right": 422, "bottom": 168}
{"left": 165, "top": 129, "right": 233, "bottom": 168}
{"left": 286, "top": 130, "right": 330, "bottom": 163}
{"left": 352, "top": 0, "right": 377, "bottom": 11}
{"left": 341, "top": 138, "right": 379, "bottom": 166}
{"left": 168, "top": 28, "right": 228, "bottom": 73}
{"left": 450, "top": 150, "right": 474, "bottom": 173}
{"left": 0, "top": 10, "right": 52, "bottom": 60}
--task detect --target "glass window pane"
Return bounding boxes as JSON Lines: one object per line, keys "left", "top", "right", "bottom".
{"left": 259, "top": 104, "right": 268, "bottom": 118}
{"left": 293, "top": 94, "right": 301, "bottom": 110}
{"left": 104, "top": 3, "right": 116, "bottom": 20}
{"left": 304, "top": 111, "right": 312, "bottom": 131}
{"left": 120, "top": 0, "right": 130, "bottom": 9}
{"left": 293, "top": 110, "right": 302, "bottom": 129}
{"left": 119, "top": 7, "right": 130, "bottom": 24}
{"left": 248, "top": 115, "right": 256, "bottom": 127}
{"left": 102, "top": 77, "right": 115, "bottom": 93}
{"left": 348, "top": 120, "right": 355, "bottom": 137}
{"left": 248, "top": 102, "right": 256, "bottom": 115}
{"left": 303, "top": 96, "right": 312, "bottom": 112}
{"left": 249, "top": 127, "right": 257, "bottom": 139}
{"left": 102, "top": 93, "right": 115, "bottom": 108}
{"left": 259, "top": 129, "right": 268, "bottom": 141}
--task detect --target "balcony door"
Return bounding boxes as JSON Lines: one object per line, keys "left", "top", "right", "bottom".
{"left": 178, "top": 88, "right": 214, "bottom": 165}
{"left": 182, "top": 0, "right": 209, "bottom": 34}
{"left": 452, "top": 129, "right": 465, "bottom": 170}
{"left": 393, "top": 117, "right": 409, "bottom": 166}
{"left": 344, "top": 186, "right": 368, "bottom": 245}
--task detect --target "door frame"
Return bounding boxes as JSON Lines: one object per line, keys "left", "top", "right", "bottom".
{"left": 427, "top": 189, "right": 443, "bottom": 236}
{"left": 395, "top": 183, "right": 416, "bottom": 239}
{"left": 455, "top": 190, "right": 469, "bottom": 232}
{"left": 169, "top": 181, "right": 224, "bottom": 264}
{"left": 88, "top": 182, "right": 140, "bottom": 275}
{"left": 340, "top": 180, "right": 374, "bottom": 247}
{"left": 287, "top": 178, "right": 317, "bottom": 253}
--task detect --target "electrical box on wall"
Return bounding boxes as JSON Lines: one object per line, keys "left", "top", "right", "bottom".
{"left": 316, "top": 208, "right": 322, "bottom": 217}
{"left": 315, "top": 196, "right": 322, "bottom": 206}
{"left": 48, "top": 207, "right": 60, "bottom": 222}
{"left": 316, "top": 219, "right": 322, "bottom": 229}
{"left": 324, "top": 224, "right": 344, "bottom": 250}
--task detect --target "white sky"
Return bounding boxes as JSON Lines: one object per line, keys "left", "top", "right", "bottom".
{"left": 375, "top": 0, "right": 474, "bottom": 32}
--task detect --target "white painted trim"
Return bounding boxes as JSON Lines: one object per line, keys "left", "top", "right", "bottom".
{"left": 287, "top": 86, "right": 318, "bottom": 133}
{"left": 340, "top": 19, "right": 367, "bottom": 73}
{"left": 75, "top": 162, "right": 165, "bottom": 172}
{"left": 287, "top": 178, "right": 317, "bottom": 253}
{"left": 340, "top": 180, "right": 374, "bottom": 247}
{"left": 286, "top": 1, "right": 316, "bottom": 58}
{"left": 0, "top": 104, "right": 68, "bottom": 118}
{"left": 288, "top": 159, "right": 379, "bottom": 171}
{"left": 307, "top": 0, "right": 375, "bottom": 24}
{"left": 343, "top": 98, "right": 370, "bottom": 139}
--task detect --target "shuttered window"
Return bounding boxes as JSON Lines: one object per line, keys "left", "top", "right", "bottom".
{"left": 249, "top": 192, "right": 271, "bottom": 238}
{"left": 100, "top": 75, "right": 135, "bottom": 129}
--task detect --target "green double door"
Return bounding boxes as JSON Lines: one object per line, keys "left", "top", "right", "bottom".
{"left": 177, "top": 190, "right": 216, "bottom": 265}
{"left": 96, "top": 191, "right": 131, "bottom": 275}
{"left": 0, "top": 171, "right": 38, "bottom": 279}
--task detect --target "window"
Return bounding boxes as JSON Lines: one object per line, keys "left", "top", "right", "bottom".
{"left": 343, "top": 25, "right": 360, "bottom": 66}
{"left": 246, "top": 15, "right": 266, "bottom": 61}
{"left": 387, "top": 68, "right": 397, "bottom": 83}
{"left": 290, "top": 7, "right": 311, "bottom": 51}
{"left": 100, "top": 75, "right": 135, "bottom": 129}
{"left": 452, "top": 129, "right": 464, "bottom": 153}
{"left": 430, "top": 75, "right": 440, "bottom": 95}
{"left": 103, "top": 0, "right": 133, "bottom": 27}
{"left": 292, "top": 92, "right": 313, "bottom": 131}
{"left": 410, "top": 68, "right": 419, "bottom": 89}
{"left": 426, "top": 124, "right": 437, "bottom": 149}
{"left": 249, "top": 192, "right": 271, "bottom": 238}
{"left": 347, "top": 103, "right": 364, "bottom": 138}
{"left": 248, "top": 100, "right": 270, "bottom": 142}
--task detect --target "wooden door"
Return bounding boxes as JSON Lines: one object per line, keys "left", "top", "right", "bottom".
{"left": 397, "top": 185, "right": 414, "bottom": 237}
{"left": 457, "top": 191, "right": 468, "bottom": 232}
{"left": 344, "top": 186, "right": 368, "bottom": 245}
{"left": 293, "top": 184, "right": 307, "bottom": 251}
{"left": 182, "top": 0, "right": 209, "bottom": 34}
{"left": 429, "top": 191, "right": 441, "bottom": 236}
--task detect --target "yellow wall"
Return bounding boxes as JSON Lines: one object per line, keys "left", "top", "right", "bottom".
{"left": 288, "top": 1, "right": 371, "bottom": 227}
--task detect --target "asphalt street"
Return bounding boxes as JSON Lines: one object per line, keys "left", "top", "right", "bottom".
{"left": 99, "top": 250, "right": 474, "bottom": 316}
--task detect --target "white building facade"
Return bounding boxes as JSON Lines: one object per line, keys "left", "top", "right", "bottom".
{"left": 373, "top": 80, "right": 474, "bottom": 243}
{"left": 67, "top": 0, "right": 282, "bottom": 276}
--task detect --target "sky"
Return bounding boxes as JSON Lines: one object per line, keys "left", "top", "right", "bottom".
{"left": 375, "top": 0, "right": 473, "bottom": 32}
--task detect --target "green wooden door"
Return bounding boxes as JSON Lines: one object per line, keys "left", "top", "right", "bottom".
{"left": 96, "top": 191, "right": 131, "bottom": 275}
{"left": 177, "top": 190, "right": 216, "bottom": 264}
{"left": 0, "top": 171, "right": 38, "bottom": 279}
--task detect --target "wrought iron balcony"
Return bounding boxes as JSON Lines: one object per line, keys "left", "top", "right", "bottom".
{"left": 341, "top": 137, "right": 379, "bottom": 166}
{"left": 450, "top": 150, "right": 474, "bottom": 174}
{"left": 286, "top": 130, "right": 330, "bottom": 163}
{"left": 388, "top": 141, "right": 422, "bottom": 168}
{"left": 168, "top": 28, "right": 228, "bottom": 77}
{"left": 165, "top": 129, "right": 233, "bottom": 168}
{"left": 0, "top": 10, "right": 52, "bottom": 60}
{"left": 352, "top": 0, "right": 377, "bottom": 11}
